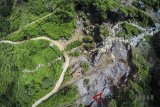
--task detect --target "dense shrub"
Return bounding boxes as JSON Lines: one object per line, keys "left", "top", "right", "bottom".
{"left": 0, "top": 0, "right": 14, "bottom": 36}
{"left": 80, "top": 62, "right": 89, "bottom": 71}
{"left": 100, "top": 26, "right": 109, "bottom": 38}
{"left": 3, "top": 0, "right": 76, "bottom": 41}
{"left": 120, "top": 22, "right": 143, "bottom": 38}
{"left": 115, "top": 43, "right": 152, "bottom": 107}
{"left": 118, "top": 6, "right": 155, "bottom": 27}
{"left": 140, "top": 0, "right": 160, "bottom": 11}
{"left": 83, "top": 36, "right": 94, "bottom": 43}
{"left": 69, "top": 51, "right": 81, "bottom": 57}
{"left": 75, "top": 0, "right": 120, "bottom": 23}
{"left": 39, "top": 86, "right": 78, "bottom": 107}
{"left": 84, "top": 43, "right": 95, "bottom": 50}
{"left": 66, "top": 40, "right": 83, "bottom": 51}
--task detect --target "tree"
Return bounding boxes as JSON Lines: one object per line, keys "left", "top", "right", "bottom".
{"left": 0, "top": 0, "right": 14, "bottom": 36}
{"left": 83, "top": 36, "right": 94, "bottom": 43}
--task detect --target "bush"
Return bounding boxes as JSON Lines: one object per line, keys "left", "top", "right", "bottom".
{"left": 120, "top": 22, "right": 143, "bottom": 38}
{"left": 83, "top": 36, "right": 94, "bottom": 43}
{"left": 0, "top": 0, "right": 14, "bottom": 36}
{"left": 66, "top": 40, "right": 83, "bottom": 51}
{"left": 84, "top": 43, "right": 95, "bottom": 50}
{"left": 80, "top": 62, "right": 89, "bottom": 71}
{"left": 100, "top": 26, "right": 109, "bottom": 38}
{"left": 118, "top": 6, "right": 155, "bottom": 27}
{"left": 69, "top": 51, "right": 81, "bottom": 57}
{"left": 144, "top": 35, "right": 151, "bottom": 42}
{"left": 75, "top": 0, "right": 120, "bottom": 23}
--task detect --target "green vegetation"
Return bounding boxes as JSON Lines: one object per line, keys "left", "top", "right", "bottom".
{"left": 117, "top": 22, "right": 143, "bottom": 39}
{"left": 76, "top": 0, "right": 155, "bottom": 26}
{"left": 75, "top": 0, "right": 120, "bottom": 23}
{"left": 108, "top": 99, "right": 117, "bottom": 107}
{"left": 0, "top": 40, "right": 63, "bottom": 106}
{"left": 100, "top": 26, "right": 109, "bottom": 38}
{"left": 83, "top": 36, "right": 95, "bottom": 50}
{"left": 9, "top": 0, "right": 54, "bottom": 32}
{"left": 2, "top": 0, "right": 76, "bottom": 41}
{"left": 138, "top": 0, "right": 160, "bottom": 11}
{"left": 83, "top": 36, "right": 94, "bottom": 43}
{"left": 12, "top": 60, "right": 63, "bottom": 107}
{"left": 0, "top": 0, "right": 159, "bottom": 107}
{"left": 84, "top": 43, "right": 96, "bottom": 50}
{"left": 0, "top": 0, "right": 14, "bottom": 36}
{"left": 69, "top": 51, "right": 81, "bottom": 57}
{"left": 80, "top": 62, "right": 89, "bottom": 71}
{"left": 144, "top": 35, "right": 151, "bottom": 42}
{"left": 119, "top": 6, "right": 155, "bottom": 27}
{"left": 79, "top": 104, "right": 84, "bottom": 107}
{"left": 119, "top": 6, "right": 129, "bottom": 17}
{"left": 115, "top": 44, "right": 152, "bottom": 107}
{"left": 63, "top": 67, "right": 72, "bottom": 83}
{"left": 39, "top": 86, "right": 78, "bottom": 107}
{"left": 66, "top": 40, "right": 83, "bottom": 51}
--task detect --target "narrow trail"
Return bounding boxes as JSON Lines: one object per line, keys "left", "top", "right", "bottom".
{"left": 8, "top": 13, "right": 53, "bottom": 36}
{"left": 0, "top": 36, "right": 70, "bottom": 107}
{"left": 8, "top": 0, "right": 65, "bottom": 36}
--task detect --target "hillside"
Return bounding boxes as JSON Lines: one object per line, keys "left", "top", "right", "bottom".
{"left": 0, "top": 0, "right": 160, "bottom": 107}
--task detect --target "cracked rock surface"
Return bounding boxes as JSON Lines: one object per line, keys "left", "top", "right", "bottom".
{"left": 75, "top": 39, "right": 133, "bottom": 107}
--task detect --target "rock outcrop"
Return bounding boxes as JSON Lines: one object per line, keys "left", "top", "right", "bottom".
{"left": 75, "top": 38, "right": 133, "bottom": 107}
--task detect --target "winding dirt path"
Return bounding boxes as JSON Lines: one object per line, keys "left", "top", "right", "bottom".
{"left": 0, "top": 36, "right": 69, "bottom": 107}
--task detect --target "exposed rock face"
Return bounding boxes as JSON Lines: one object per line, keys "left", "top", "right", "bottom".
{"left": 75, "top": 39, "right": 133, "bottom": 107}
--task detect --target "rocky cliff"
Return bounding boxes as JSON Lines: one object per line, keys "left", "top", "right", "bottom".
{"left": 75, "top": 38, "right": 134, "bottom": 107}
